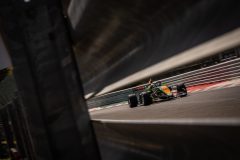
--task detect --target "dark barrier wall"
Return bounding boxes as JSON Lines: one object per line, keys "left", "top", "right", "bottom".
{"left": 69, "top": 0, "right": 240, "bottom": 94}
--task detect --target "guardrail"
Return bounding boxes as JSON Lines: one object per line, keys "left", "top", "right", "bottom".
{"left": 87, "top": 57, "right": 240, "bottom": 108}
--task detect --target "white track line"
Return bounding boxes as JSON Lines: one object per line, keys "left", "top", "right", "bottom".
{"left": 92, "top": 118, "right": 240, "bottom": 126}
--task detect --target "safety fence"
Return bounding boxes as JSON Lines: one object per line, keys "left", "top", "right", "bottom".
{"left": 87, "top": 57, "right": 240, "bottom": 108}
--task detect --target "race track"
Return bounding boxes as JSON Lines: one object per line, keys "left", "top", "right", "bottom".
{"left": 91, "top": 86, "right": 240, "bottom": 120}
{"left": 91, "top": 86, "right": 240, "bottom": 160}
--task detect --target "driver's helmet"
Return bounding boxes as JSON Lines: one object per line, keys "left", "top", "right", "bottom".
{"left": 148, "top": 78, "right": 152, "bottom": 84}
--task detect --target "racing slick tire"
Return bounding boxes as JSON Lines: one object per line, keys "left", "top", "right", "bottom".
{"left": 128, "top": 94, "right": 138, "bottom": 108}
{"left": 177, "top": 83, "right": 188, "bottom": 97}
{"left": 142, "top": 92, "right": 152, "bottom": 106}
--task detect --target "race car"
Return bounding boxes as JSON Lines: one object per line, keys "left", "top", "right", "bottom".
{"left": 128, "top": 82, "right": 187, "bottom": 108}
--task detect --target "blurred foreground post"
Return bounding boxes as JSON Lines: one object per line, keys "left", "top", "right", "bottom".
{"left": 0, "top": 0, "right": 101, "bottom": 159}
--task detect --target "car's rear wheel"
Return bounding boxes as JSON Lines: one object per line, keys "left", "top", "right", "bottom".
{"left": 142, "top": 92, "right": 152, "bottom": 106}
{"left": 128, "top": 94, "right": 138, "bottom": 108}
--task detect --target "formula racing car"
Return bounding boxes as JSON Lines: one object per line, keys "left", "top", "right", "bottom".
{"left": 128, "top": 82, "right": 187, "bottom": 108}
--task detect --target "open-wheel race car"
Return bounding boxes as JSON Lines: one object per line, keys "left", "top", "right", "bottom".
{"left": 128, "top": 82, "right": 187, "bottom": 108}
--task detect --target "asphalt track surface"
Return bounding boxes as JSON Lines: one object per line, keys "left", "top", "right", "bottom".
{"left": 92, "top": 86, "right": 240, "bottom": 160}
{"left": 91, "top": 86, "right": 240, "bottom": 120}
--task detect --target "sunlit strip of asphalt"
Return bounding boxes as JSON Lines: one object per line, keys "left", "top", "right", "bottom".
{"left": 92, "top": 118, "right": 240, "bottom": 126}
{"left": 96, "top": 28, "right": 240, "bottom": 96}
